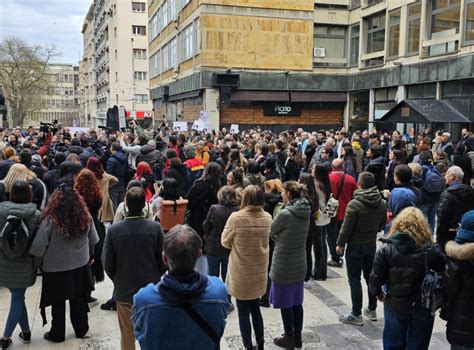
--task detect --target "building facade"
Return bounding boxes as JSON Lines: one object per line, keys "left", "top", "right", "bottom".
{"left": 148, "top": 0, "right": 474, "bottom": 134}
{"left": 25, "top": 63, "right": 83, "bottom": 127}
{"left": 80, "top": 0, "right": 153, "bottom": 129}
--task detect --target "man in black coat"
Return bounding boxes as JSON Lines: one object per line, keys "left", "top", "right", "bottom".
{"left": 364, "top": 144, "right": 386, "bottom": 191}
{"left": 106, "top": 142, "right": 128, "bottom": 211}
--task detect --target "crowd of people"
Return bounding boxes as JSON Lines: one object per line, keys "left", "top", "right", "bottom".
{"left": 0, "top": 122, "right": 473, "bottom": 350}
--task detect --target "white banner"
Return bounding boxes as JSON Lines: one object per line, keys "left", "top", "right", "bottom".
{"left": 230, "top": 124, "right": 239, "bottom": 134}
{"left": 172, "top": 121, "right": 188, "bottom": 132}
{"left": 191, "top": 120, "right": 204, "bottom": 131}
{"left": 119, "top": 106, "right": 126, "bottom": 128}
{"left": 68, "top": 127, "right": 91, "bottom": 136}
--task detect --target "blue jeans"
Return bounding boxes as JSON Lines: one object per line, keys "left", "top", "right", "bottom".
{"left": 345, "top": 243, "right": 377, "bottom": 316}
{"left": 206, "top": 255, "right": 229, "bottom": 282}
{"left": 4, "top": 288, "right": 29, "bottom": 338}
{"left": 236, "top": 299, "right": 264, "bottom": 348}
{"left": 421, "top": 203, "right": 438, "bottom": 232}
{"left": 383, "top": 306, "right": 434, "bottom": 350}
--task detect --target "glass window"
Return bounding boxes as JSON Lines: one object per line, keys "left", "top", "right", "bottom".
{"left": 135, "top": 94, "right": 149, "bottom": 104}
{"left": 313, "top": 25, "right": 347, "bottom": 60}
{"left": 407, "top": 83, "right": 437, "bottom": 99}
{"left": 170, "top": 38, "right": 177, "bottom": 68}
{"left": 367, "top": 12, "right": 386, "bottom": 53}
{"left": 134, "top": 71, "right": 147, "bottom": 80}
{"left": 367, "top": 0, "right": 384, "bottom": 6}
{"left": 431, "top": 0, "right": 461, "bottom": 35}
{"left": 133, "top": 49, "right": 147, "bottom": 59}
{"left": 184, "top": 24, "right": 193, "bottom": 60}
{"left": 132, "top": 25, "right": 146, "bottom": 35}
{"left": 407, "top": 3, "right": 421, "bottom": 54}
{"left": 132, "top": 2, "right": 146, "bottom": 12}
{"left": 388, "top": 10, "right": 401, "bottom": 58}
{"left": 465, "top": 0, "right": 474, "bottom": 42}
{"left": 350, "top": 24, "right": 360, "bottom": 65}
{"left": 351, "top": 0, "right": 361, "bottom": 9}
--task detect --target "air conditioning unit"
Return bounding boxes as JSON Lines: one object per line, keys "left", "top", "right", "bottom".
{"left": 313, "top": 47, "right": 326, "bottom": 58}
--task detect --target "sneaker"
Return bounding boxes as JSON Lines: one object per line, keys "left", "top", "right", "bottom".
{"left": 18, "top": 331, "right": 31, "bottom": 344}
{"left": 0, "top": 338, "right": 12, "bottom": 350}
{"left": 88, "top": 296, "right": 99, "bottom": 308}
{"left": 339, "top": 313, "right": 363, "bottom": 326}
{"left": 100, "top": 298, "right": 117, "bottom": 311}
{"left": 363, "top": 307, "right": 377, "bottom": 321}
{"left": 327, "top": 259, "right": 343, "bottom": 268}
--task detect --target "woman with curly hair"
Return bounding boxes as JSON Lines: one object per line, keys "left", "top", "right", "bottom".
{"left": 86, "top": 157, "right": 118, "bottom": 223}
{"left": 29, "top": 184, "right": 99, "bottom": 343}
{"left": 75, "top": 169, "right": 105, "bottom": 306}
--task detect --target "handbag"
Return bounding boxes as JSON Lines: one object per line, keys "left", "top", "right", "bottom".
{"left": 321, "top": 174, "right": 346, "bottom": 219}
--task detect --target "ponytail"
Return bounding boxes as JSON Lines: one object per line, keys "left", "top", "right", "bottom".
{"left": 284, "top": 180, "right": 307, "bottom": 200}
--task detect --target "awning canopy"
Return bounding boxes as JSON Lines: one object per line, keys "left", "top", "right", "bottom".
{"left": 230, "top": 91, "right": 290, "bottom": 102}
{"left": 229, "top": 90, "right": 347, "bottom": 103}
{"left": 290, "top": 91, "right": 346, "bottom": 102}
{"left": 168, "top": 89, "right": 202, "bottom": 102}
{"left": 379, "top": 99, "right": 470, "bottom": 123}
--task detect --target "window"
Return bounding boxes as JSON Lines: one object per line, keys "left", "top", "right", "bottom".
{"left": 388, "top": 10, "right": 400, "bottom": 58}
{"left": 132, "top": 25, "right": 146, "bottom": 35}
{"left": 366, "top": 12, "right": 386, "bottom": 53}
{"left": 407, "top": 83, "right": 437, "bottom": 99}
{"left": 115, "top": 72, "right": 118, "bottom": 82}
{"left": 115, "top": 49, "right": 118, "bottom": 59}
{"left": 135, "top": 94, "right": 149, "bottom": 104}
{"left": 114, "top": 27, "right": 117, "bottom": 38}
{"left": 170, "top": 38, "right": 177, "bottom": 68}
{"left": 351, "top": 0, "right": 361, "bottom": 8}
{"left": 367, "top": 0, "right": 383, "bottom": 6}
{"left": 430, "top": 0, "right": 461, "bottom": 55}
{"left": 374, "top": 87, "right": 398, "bottom": 119}
{"left": 313, "top": 25, "right": 347, "bottom": 62}
{"left": 350, "top": 24, "right": 360, "bottom": 65}
{"left": 162, "top": 43, "right": 170, "bottom": 71}
{"left": 184, "top": 24, "right": 193, "bottom": 60}
{"left": 134, "top": 71, "right": 147, "bottom": 80}
{"left": 150, "top": 13, "right": 158, "bottom": 40}
{"left": 407, "top": 3, "right": 421, "bottom": 54}
{"left": 162, "top": 1, "right": 168, "bottom": 27}
{"left": 465, "top": 0, "right": 474, "bottom": 42}
{"left": 150, "top": 52, "right": 159, "bottom": 78}
{"left": 133, "top": 49, "right": 147, "bottom": 59}
{"left": 132, "top": 2, "right": 146, "bottom": 12}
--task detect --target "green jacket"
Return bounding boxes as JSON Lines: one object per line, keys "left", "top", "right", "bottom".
{"left": 270, "top": 198, "right": 311, "bottom": 284}
{"left": 337, "top": 186, "right": 387, "bottom": 247}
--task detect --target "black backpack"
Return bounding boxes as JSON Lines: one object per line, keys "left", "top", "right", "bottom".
{"left": 0, "top": 215, "right": 30, "bottom": 259}
{"left": 420, "top": 245, "right": 444, "bottom": 315}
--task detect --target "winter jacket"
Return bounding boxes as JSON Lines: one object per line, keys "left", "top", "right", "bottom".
{"left": 388, "top": 187, "right": 417, "bottom": 218}
{"left": 186, "top": 180, "right": 219, "bottom": 238}
{"left": 364, "top": 156, "right": 386, "bottom": 191}
{"left": 221, "top": 205, "right": 271, "bottom": 300}
{"left": 80, "top": 147, "right": 95, "bottom": 166}
{"left": 42, "top": 168, "right": 60, "bottom": 195}
{"left": 197, "top": 147, "right": 210, "bottom": 165}
{"left": 437, "top": 182, "right": 474, "bottom": 249}
{"left": 0, "top": 160, "right": 16, "bottom": 181}
{"left": 328, "top": 172, "right": 358, "bottom": 221}
{"left": 106, "top": 151, "right": 128, "bottom": 185}
{"left": 453, "top": 154, "right": 472, "bottom": 186}
{"left": 0, "top": 202, "right": 41, "bottom": 288}
{"left": 166, "top": 164, "right": 189, "bottom": 198}
{"left": 337, "top": 186, "right": 387, "bottom": 247}
{"left": 270, "top": 198, "right": 311, "bottom": 284}
{"left": 284, "top": 158, "right": 300, "bottom": 182}
{"left": 97, "top": 172, "right": 119, "bottom": 223}
{"left": 369, "top": 232, "right": 445, "bottom": 313}
{"left": 352, "top": 142, "right": 364, "bottom": 174}
{"left": 243, "top": 173, "right": 265, "bottom": 189}
{"left": 442, "top": 241, "right": 474, "bottom": 348}
{"left": 136, "top": 145, "right": 163, "bottom": 167}
{"left": 264, "top": 192, "right": 282, "bottom": 217}
{"left": 203, "top": 203, "right": 239, "bottom": 257}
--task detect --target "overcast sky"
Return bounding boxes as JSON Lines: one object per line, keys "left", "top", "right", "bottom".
{"left": 0, "top": 0, "right": 92, "bottom": 65}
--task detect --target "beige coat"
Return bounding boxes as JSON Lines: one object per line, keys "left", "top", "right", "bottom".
{"left": 221, "top": 205, "right": 272, "bottom": 300}
{"left": 97, "top": 172, "right": 118, "bottom": 222}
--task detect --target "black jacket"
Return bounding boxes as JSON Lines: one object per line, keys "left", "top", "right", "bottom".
{"left": 369, "top": 232, "right": 445, "bottom": 313}
{"left": 202, "top": 204, "right": 239, "bottom": 257}
{"left": 106, "top": 151, "right": 128, "bottom": 185}
{"left": 42, "top": 168, "right": 60, "bottom": 195}
{"left": 437, "top": 183, "right": 474, "bottom": 250}
{"left": 264, "top": 192, "right": 282, "bottom": 217}
{"left": 442, "top": 241, "right": 474, "bottom": 348}
{"left": 364, "top": 156, "right": 386, "bottom": 191}
{"left": 166, "top": 164, "right": 189, "bottom": 198}
{"left": 0, "top": 178, "right": 45, "bottom": 210}
{"left": 185, "top": 180, "right": 218, "bottom": 239}
{"left": 0, "top": 160, "right": 16, "bottom": 181}
{"left": 453, "top": 154, "right": 472, "bottom": 186}
{"left": 136, "top": 145, "right": 163, "bottom": 166}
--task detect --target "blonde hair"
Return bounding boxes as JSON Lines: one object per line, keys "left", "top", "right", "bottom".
{"left": 389, "top": 207, "right": 433, "bottom": 246}
{"left": 66, "top": 153, "right": 81, "bottom": 164}
{"left": 241, "top": 185, "right": 265, "bottom": 209}
{"left": 408, "top": 162, "right": 422, "bottom": 177}
{"left": 3, "top": 163, "right": 36, "bottom": 193}
{"left": 3, "top": 146, "right": 16, "bottom": 160}
{"left": 264, "top": 179, "right": 284, "bottom": 193}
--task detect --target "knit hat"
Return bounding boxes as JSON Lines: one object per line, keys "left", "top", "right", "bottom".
{"left": 455, "top": 210, "right": 474, "bottom": 244}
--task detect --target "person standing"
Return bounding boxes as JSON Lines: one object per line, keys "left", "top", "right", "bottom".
{"left": 102, "top": 187, "right": 166, "bottom": 350}
{"left": 29, "top": 184, "right": 99, "bottom": 343}
{"left": 221, "top": 185, "right": 271, "bottom": 350}
{"left": 364, "top": 144, "right": 386, "bottom": 191}
{"left": 336, "top": 172, "right": 387, "bottom": 325}
{"left": 106, "top": 142, "right": 128, "bottom": 212}
{"left": 270, "top": 181, "right": 311, "bottom": 349}
{"left": 0, "top": 181, "right": 41, "bottom": 350}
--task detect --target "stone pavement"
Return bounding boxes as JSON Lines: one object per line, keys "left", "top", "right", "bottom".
{"left": 0, "top": 265, "right": 450, "bottom": 349}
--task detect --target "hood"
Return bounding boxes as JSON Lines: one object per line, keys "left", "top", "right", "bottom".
{"left": 445, "top": 241, "right": 474, "bottom": 261}
{"left": 351, "top": 141, "right": 361, "bottom": 150}
{"left": 353, "top": 186, "right": 383, "bottom": 208}
{"left": 0, "top": 202, "right": 38, "bottom": 219}
{"left": 389, "top": 188, "right": 417, "bottom": 216}
{"left": 140, "top": 144, "right": 155, "bottom": 155}
{"left": 171, "top": 163, "right": 188, "bottom": 175}
{"left": 389, "top": 231, "right": 420, "bottom": 255}
{"left": 157, "top": 270, "right": 208, "bottom": 303}
{"left": 285, "top": 197, "right": 311, "bottom": 218}
{"left": 111, "top": 151, "right": 128, "bottom": 164}
{"left": 370, "top": 156, "right": 385, "bottom": 167}
{"left": 69, "top": 145, "right": 83, "bottom": 154}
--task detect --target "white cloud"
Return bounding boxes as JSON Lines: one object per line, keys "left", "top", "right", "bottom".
{"left": 0, "top": 0, "right": 92, "bottom": 64}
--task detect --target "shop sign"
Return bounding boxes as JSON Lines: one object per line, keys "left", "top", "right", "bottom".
{"left": 263, "top": 103, "right": 301, "bottom": 116}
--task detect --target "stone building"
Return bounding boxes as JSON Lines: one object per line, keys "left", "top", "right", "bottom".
{"left": 148, "top": 0, "right": 474, "bottom": 135}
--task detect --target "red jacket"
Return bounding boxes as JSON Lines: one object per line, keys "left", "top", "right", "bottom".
{"left": 329, "top": 171, "right": 358, "bottom": 221}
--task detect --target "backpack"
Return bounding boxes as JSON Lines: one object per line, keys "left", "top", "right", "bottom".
{"left": 422, "top": 165, "right": 444, "bottom": 193}
{"left": 0, "top": 215, "right": 30, "bottom": 259}
{"left": 420, "top": 246, "right": 444, "bottom": 316}
{"left": 160, "top": 199, "right": 189, "bottom": 233}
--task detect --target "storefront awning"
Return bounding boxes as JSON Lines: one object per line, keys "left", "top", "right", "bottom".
{"left": 230, "top": 91, "right": 290, "bottom": 102}
{"left": 168, "top": 89, "right": 202, "bottom": 102}
{"left": 290, "top": 92, "right": 347, "bottom": 102}
{"left": 379, "top": 99, "right": 470, "bottom": 123}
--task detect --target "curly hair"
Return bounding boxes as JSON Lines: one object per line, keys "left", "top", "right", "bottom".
{"left": 43, "top": 184, "right": 92, "bottom": 239}
{"left": 75, "top": 169, "right": 103, "bottom": 211}
{"left": 86, "top": 157, "right": 104, "bottom": 180}
{"left": 389, "top": 207, "right": 433, "bottom": 246}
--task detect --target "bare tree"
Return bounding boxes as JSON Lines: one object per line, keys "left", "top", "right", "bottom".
{"left": 0, "top": 36, "right": 58, "bottom": 127}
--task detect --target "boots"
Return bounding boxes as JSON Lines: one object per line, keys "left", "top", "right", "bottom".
{"left": 273, "top": 333, "right": 295, "bottom": 348}
{"left": 294, "top": 333, "right": 302, "bottom": 348}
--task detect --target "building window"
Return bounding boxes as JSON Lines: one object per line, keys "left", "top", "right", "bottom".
{"left": 150, "top": 52, "right": 159, "bottom": 78}
{"left": 132, "top": 2, "right": 146, "bottom": 12}
{"left": 162, "top": 1, "right": 169, "bottom": 27}
{"left": 133, "top": 49, "right": 147, "bottom": 59}
{"left": 170, "top": 37, "right": 177, "bottom": 68}
{"left": 430, "top": 0, "right": 460, "bottom": 54}
{"left": 407, "top": 83, "right": 437, "bottom": 99}
{"left": 465, "top": 0, "right": 474, "bottom": 42}
{"left": 135, "top": 94, "right": 149, "bottom": 104}
{"left": 351, "top": 0, "right": 361, "bottom": 9}
{"left": 374, "top": 87, "right": 398, "bottom": 119}
{"left": 388, "top": 10, "right": 400, "bottom": 58}
{"left": 115, "top": 72, "right": 118, "bottom": 82}
{"left": 313, "top": 25, "right": 347, "bottom": 63}
{"left": 183, "top": 24, "right": 193, "bottom": 60}
{"left": 132, "top": 25, "right": 146, "bottom": 35}
{"left": 114, "top": 27, "right": 117, "bottom": 38}
{"left": 134, "top": 71, "right": 147, "bottom": 80}
{"left": 367, "top": 0, "right": 383, "bottom": 6}
{"left": 115, "top": 49, "right": 118, "bottom": 59}
{"left": 150, "top": 13, "right": 158, "bottom": 40}
{"left": 407, "top": 3, "right": 421, "bottom": 54}
{"left": 162, "top": 44, "right": 170, "bottom": 71}
{"left": 366, "top": 12, "right": 386, "bottom": 53}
